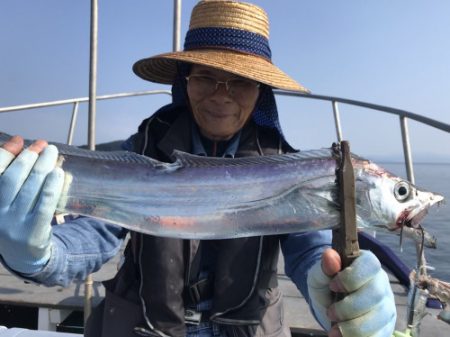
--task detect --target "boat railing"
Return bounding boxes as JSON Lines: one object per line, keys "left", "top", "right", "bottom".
{"left": 1, "top": 89, "right": 449, "bottom": 185}
{"left": 274, "top": 90, "right": 450, "bottom": 184}
{"left": 0, "top": 90, "right": 172, "bottom": 146}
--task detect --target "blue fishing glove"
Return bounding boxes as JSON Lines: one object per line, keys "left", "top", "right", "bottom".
{"left": 307, "top": 250, "right": 397, "bottom": 337}
{"left": 0, "top": 145, "right": 64, "bottom": 274}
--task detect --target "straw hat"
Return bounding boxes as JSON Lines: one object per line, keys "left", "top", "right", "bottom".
{"left": 133, "top": 0, "right": 308, "bottom": 93}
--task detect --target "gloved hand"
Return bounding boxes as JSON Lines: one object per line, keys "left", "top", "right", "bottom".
{"left": 0, "top": 136, "right": 64, "bottom": 274}
{"left": 307, "top": 248, "right": 396, "bottom": 337}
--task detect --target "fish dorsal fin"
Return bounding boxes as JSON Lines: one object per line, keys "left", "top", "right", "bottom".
{"left": 171, "top": 148, "right": 336, "bottom": 168}
{"left": 47, "top": 142, "right": 161, "bottom": 166}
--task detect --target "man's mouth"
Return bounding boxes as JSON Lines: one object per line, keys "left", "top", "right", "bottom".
{"left": 205, "top": 109, "right": 234, "bottom": 118}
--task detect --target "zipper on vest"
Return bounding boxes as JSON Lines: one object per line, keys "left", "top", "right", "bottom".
{"left": 210, "top": 236, "right": 264, "bottom": 322}
{"left": 137, "top": 233, "right": 170, "bottom": 337}
{"left": 184, "top": 240, "right": 191, "bottom": 288}
{"left": 212, "top": 141, "right": 217, "bottom": 157}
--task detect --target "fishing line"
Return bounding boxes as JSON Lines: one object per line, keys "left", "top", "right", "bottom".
{"left": 418, "top": 224, "right": 426, "bottom": 276}
{"left": 399, "top": 225, "right": 404, "bottom": 253}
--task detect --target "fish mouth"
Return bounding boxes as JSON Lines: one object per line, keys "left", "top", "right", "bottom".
{"left": 397, "top": 194, "right": 444, "bottom": 229}
{"left": 405, "top": 207, "right": 430, "bottom": 228}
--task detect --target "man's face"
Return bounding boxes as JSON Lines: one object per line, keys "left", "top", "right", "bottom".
{"left": 187, "top": 65, "right": 260, "bottom": 141}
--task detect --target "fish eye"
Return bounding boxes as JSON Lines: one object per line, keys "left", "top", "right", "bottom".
{"left": 394, "top": 181, "right": 411, "bottom": 202}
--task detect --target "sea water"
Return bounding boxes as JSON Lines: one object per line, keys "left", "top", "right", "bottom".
{"left": 372, "top": 162, "right": 450, "bottom": 282}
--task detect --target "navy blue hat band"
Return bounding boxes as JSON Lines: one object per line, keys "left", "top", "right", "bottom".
{"left": 184, "top": 27, "right": 272, "bottom": 60}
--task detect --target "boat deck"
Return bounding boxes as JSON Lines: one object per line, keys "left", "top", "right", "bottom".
{"left": 0, "top": 242, "right": 447, "bottom": 336}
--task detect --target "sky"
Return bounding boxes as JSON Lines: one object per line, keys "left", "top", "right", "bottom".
{"left": 1, "top": 0, "right": 449, "bottom": 163}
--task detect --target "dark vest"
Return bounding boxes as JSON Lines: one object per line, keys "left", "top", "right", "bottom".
{"left": 85, "top": 108, "right": 295, "bottom": 337}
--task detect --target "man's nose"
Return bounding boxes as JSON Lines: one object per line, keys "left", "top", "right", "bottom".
{"left": 211, "top": 81, "right": 232, "bottom": 100}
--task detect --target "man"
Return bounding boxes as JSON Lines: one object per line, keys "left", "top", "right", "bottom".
{"left": 0, "top": 1, "right": 396, "bottom": 337}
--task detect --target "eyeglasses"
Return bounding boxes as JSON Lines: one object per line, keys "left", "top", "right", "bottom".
{"left": 185, "top": 74, "right": 260, "bottom": 99}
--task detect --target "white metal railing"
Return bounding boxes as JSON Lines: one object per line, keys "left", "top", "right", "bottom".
{"left": 0, "top": 90, "right": 172, "bottom": 146}
{"left": 274, "top": 90, "right": 450, "bottom": 184}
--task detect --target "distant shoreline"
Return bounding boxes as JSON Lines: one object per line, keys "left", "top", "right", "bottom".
{"left": 378, "top": 161, "right": 450, "bottom": 165}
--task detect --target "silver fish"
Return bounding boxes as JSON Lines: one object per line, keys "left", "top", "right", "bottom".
{"left": 0, "top": 132, "right": 444, "bottom": 239}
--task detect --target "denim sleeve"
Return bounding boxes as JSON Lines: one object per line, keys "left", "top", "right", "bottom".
{"left": 23, "top": 216, "right": 128, "bottom": 287}
{"left": 280, "top": 230, "right": 332, "bottom": 304}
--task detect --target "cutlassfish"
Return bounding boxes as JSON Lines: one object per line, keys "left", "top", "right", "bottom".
{"left": 0, "top": 132, "right": 444, "bottom": 239}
